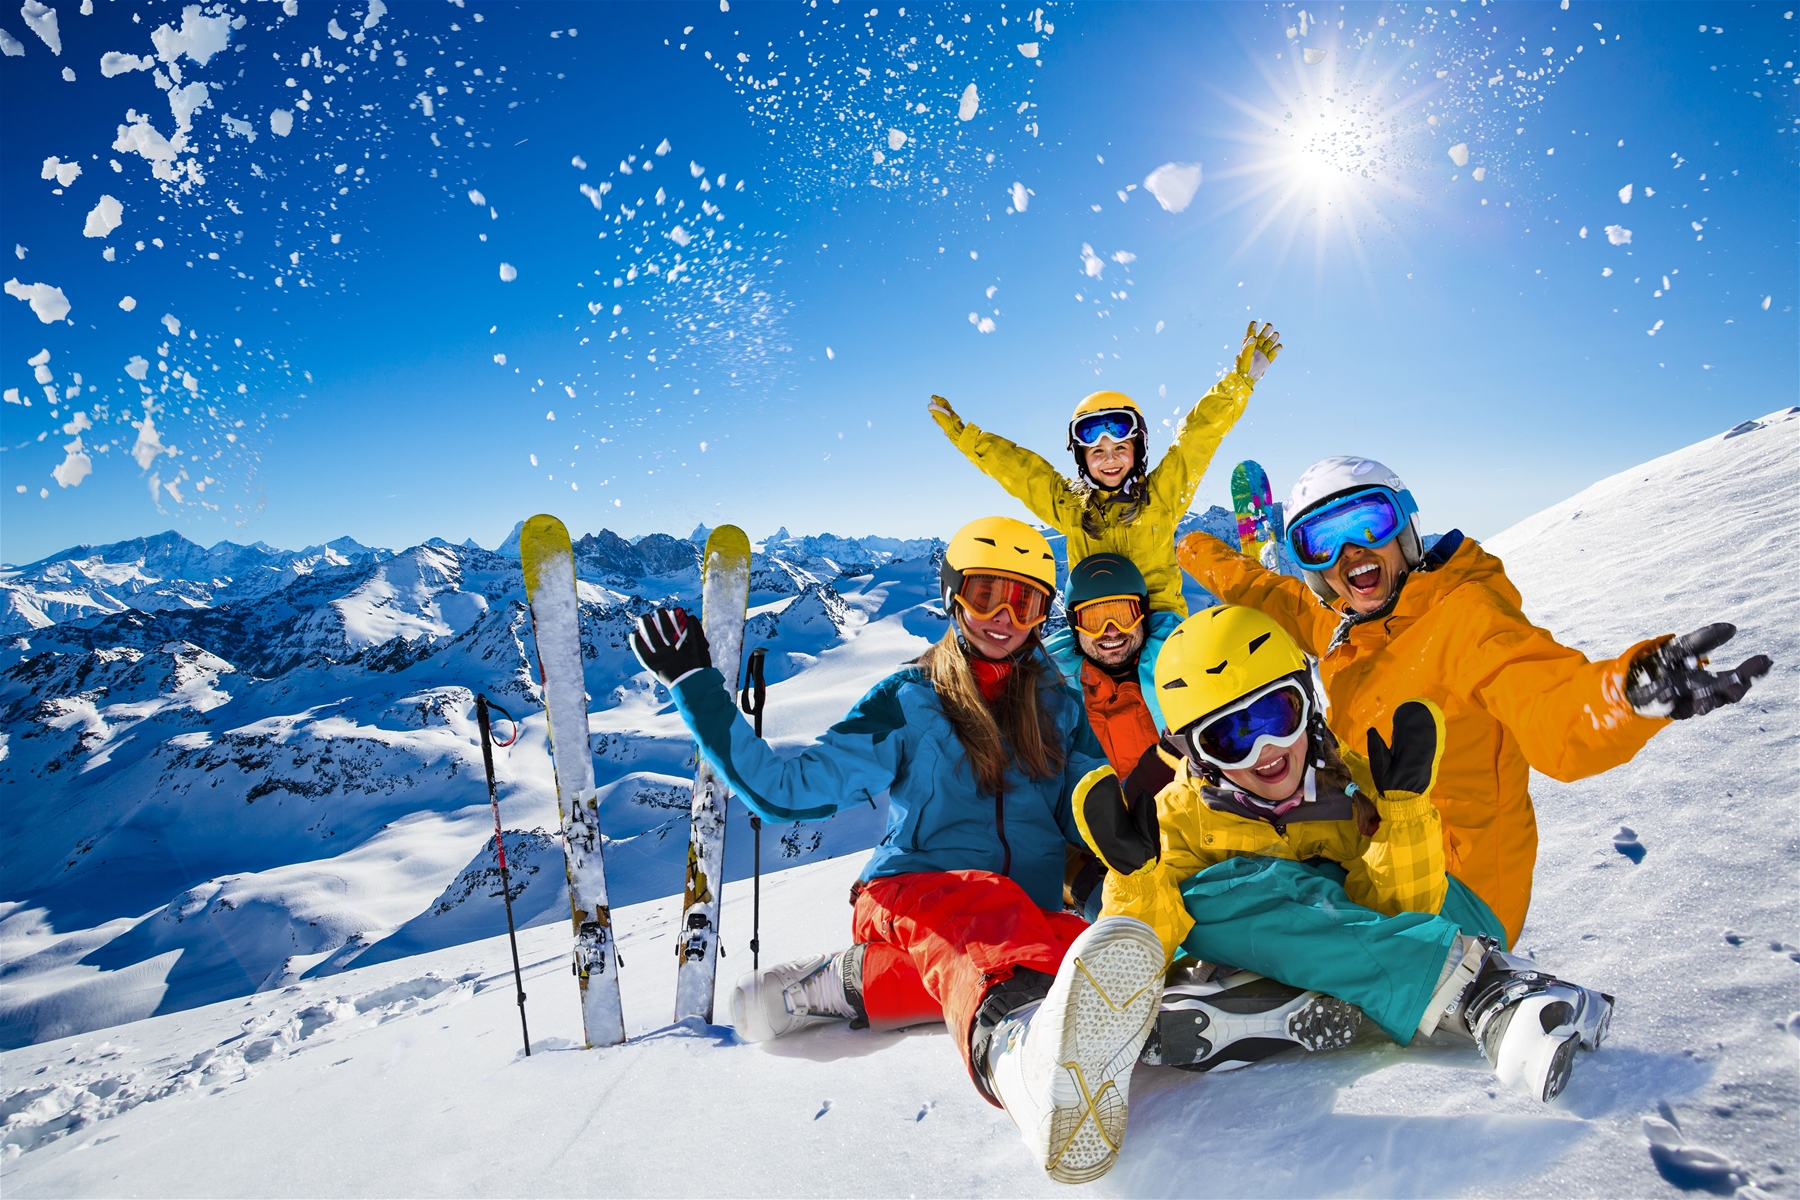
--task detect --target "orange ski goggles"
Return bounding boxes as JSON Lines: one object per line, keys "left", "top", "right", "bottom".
{"left": 1071, "top": 595, "right": 1145, "bottom": 637}
{"left": 954, "top": 571, "right": 1052, "bottom": 629}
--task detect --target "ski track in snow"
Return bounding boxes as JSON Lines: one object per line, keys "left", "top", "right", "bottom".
{"left": 3, "top": 413, "right": 1799, "bottom": 1195}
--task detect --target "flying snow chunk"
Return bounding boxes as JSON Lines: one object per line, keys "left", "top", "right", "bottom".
{"left": 1764, "top": 296, "right": 1773, "bottom": 311}
{"left": 270, "top": 109, "right": 293, "bottom": 137}
{"left": 327, "top": 17, "right": 347, "bottom": 39}
{"left": 655, "top": 138, "right": 671, "bottom": 155}
{"left": 469, "top": 189, "right": 486, "bottom": 205}
{"left": 690, "top": 160, "right": 705, "bottom": 178}
{"left": 499, "top": 262, "right": 518, "bottom": 282}
{"left": 1472, "top": 167, "right": 1486, "bottom": 181}
{"left": 1447, "top": 143, "right": 1470, "bottom": 167}
{"left": 669, "top": 225, "right": 691, "bottom": 246}
{"left": 719, "top": 0, "right": 728, "bottom": 10}
{"left": 0, "top": 27, "right": 21, "bottom": 54}
{"left": 1080, "top": 244, "right": 1104, "bottom": 279}
{"left": 151, "top": 5, "right": 231, "bottom": 65}
{"left": 571, "top": 155, "right": 587, "bottom": 169}
{"left": 825, "top": 347, "right": 834, "bottom": 360}
{"left": 126, "top": 354, "right": 149, "bottom": 378}
{"left": 1017, "top": 41, "right": 1038, "bottom": 57}
{"left": 83, "top": 194, "right": 122, "bottom": 238}
{"left": 161, "top": 312, "right": 181, "bottom": 335}
{"left": 564, "top": 385, "right": 576, "bottom": 399}
{"left": 493, "top": 353, "right": 507, "bottom": 365}
{"left": 887, "top": 129, "right": 908, "bottom": 151}
{"left": 42, "top": 157, "right": 81, "bottom": 186}
{"left": 21, "top": 0, "right": 59, "bottom": 53}
{"left": 101, "top": 51, "right": 152, "bottom": 76}
{"left": 1302, "top": 47, "right": 1326, "bottom": 64}
{"left": 1605, "top": 225, "right": 1632, "bottom": 245}
{"left": 1579, "top": 226, "right": 1588, "bottom": 238}
{"left": 958, "top": 82, "right": 979, "bottom": 121}
{"left": 119, "top": 296, "right": 137, "bottom": 312}
{"left": 1009, "top": 181, "right": 1030, "bottom": 211}
{"left": 1618, "top": 183, "right": 1634, "bottom": 204}
{"left": 1143, "top": 162, "right": 1201, "bottom": 213}
{"left": 1111, "top": 250, "right": 1137, "bottom": 264}
{"left": 53, "top": 437, "right": 92, "bottom": 488}
{"left": 5, "top": 278, "right": 71, "bottom": 323}
{"left": 363, "top": 0, "right": 387, "bottom": 29}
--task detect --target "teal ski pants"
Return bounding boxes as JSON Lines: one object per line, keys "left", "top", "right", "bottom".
{"left": 1176, "top": 856, "right": 1509, "bottom": 1044}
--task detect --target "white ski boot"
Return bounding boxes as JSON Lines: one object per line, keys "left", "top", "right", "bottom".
{"left": 985, "top": 917, "right": 1164, "bottom": 1184}
{"left": 1424, "top": 936, "right": 1613, "bottom": 1102}
{"left": 729, "top": 951, "right": 858, "bottom": 1042}
{"left": 1142, "top": 967, "right": 1362, "bottom": 1072}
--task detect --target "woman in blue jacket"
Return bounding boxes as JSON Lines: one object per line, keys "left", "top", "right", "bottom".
{"left": 633, "top": 516, "right": 1166, "bottom": 1184}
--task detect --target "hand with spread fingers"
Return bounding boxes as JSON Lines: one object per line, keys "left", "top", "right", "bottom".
{"left": 927, "top": 394, "right": 965, "bottom": 440}
{"left": 1626, "top": 623, "right": 1773, "bottom": 720}
{"left": 1367, "top": 699, "right": 1447, "bottom": 802}
{"left": 631, "top": 606, "right": 712, "bottom": 688}
{"left": 1234, "top": 320, "right": 1283, "bottom": 384}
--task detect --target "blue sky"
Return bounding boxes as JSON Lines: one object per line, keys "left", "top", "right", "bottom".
{"left": 2, "top": 0, "right": 1794, "bottom": 564}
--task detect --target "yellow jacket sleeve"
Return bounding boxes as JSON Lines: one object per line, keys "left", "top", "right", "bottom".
{"left": 1145, "top": 372, "right": 1254, "bottom": 516}
{"left": 1092, "top": 781, "right": 1212, "bottom": 966}
{"left": 1342, "top": 788, "right": 1449, "bottom": 916}
{"left": 1439, "top": 585, "right": 1668, "bottom": 783}
{"left": 1177, "top": 531, "right": 1341, "bottom": 657}
{"left": 945, "top": 421, "right": 1086, "bottom": 535}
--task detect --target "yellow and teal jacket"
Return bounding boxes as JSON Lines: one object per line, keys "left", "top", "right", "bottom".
{"left": 939, "top": 372, "right": 1255, "bottom": 616}
{"left": 1076, "top": 747, "right": 1449, "bottom": 965}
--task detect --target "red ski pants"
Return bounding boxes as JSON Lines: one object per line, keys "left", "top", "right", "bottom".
{"left": 851, "top": 870, "right": 1090, "bottom": 1082}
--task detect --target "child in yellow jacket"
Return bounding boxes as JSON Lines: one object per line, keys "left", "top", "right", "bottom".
{"left": 1077, "top": 605, "right": 1616, "bottom": 1103}
{"left": 927, "top": 320, "right": 1282, "bottom": 616}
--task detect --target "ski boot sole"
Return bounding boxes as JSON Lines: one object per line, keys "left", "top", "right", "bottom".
{"left": 1041, "top": 921, "right": 1164, "bottom": 1184}
{"left": 1144, "top": 976, "right": 1362, "bottom": 1072}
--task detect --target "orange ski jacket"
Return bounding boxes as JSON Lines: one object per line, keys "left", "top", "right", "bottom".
{"left": 1176, "top": 530, "right": 1668, "bottom": 945}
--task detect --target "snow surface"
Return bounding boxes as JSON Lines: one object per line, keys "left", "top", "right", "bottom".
{"left": 3, "top": 417, "right": 1798, "bottom": 1195}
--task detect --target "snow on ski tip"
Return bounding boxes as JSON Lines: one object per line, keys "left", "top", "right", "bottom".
{"left": 521, "top": 513, "right": 626, "bottom": 1048}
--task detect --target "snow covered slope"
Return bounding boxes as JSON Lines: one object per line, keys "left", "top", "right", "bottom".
{"left": 3, "top": 412, "right": 1796, "bottom": 1197}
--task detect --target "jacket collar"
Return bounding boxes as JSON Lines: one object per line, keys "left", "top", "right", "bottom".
{"left": 1323, "top": 530, "right": 1482, "bottom": 653}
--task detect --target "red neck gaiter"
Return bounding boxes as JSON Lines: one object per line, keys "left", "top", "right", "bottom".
{"left": 969, "top": 656, "right": 1014, "bottom": 703}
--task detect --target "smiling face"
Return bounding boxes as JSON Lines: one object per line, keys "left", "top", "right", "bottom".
{"left": 1075, "top": 618, "right": 1146, "bottom": 668}
{"left": 957, "top": 605, "right": 1035, "bottom": 660}
{"left": 1218, "top": 731, "right": 1310, "bottom": 802}
{"left": 1320, "top": 539, "right": 1407, "bottom": 614}
{"left": 1083, "top": 437, "right": 1136, "bottom": 490}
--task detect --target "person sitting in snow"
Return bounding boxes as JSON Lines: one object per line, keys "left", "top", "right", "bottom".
{"left": 1080, "top": 605, "right": 1615, "bottom": 1102}
{"left": 1175, "top": 456, "right": 1773, "bottom": 950}
{"left": 632, "top": 515, "right": 1165, "bottom": 1185}
{"left": 926, "top": 320, "right": 1282, "bottom": 617}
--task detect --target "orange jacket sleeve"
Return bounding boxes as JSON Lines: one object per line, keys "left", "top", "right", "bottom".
{"left": 1440, "top": 584, "right": 1668, "bottom": 783}
{"left": 1176, "top": 531, "right": 1341, "bottom": 657}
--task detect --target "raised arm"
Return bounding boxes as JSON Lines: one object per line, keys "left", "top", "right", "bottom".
{"left": 1340, "top": 702, "right": 1450, "bottom": 917}
{"left": 670, "top": 667, "right": 910, "bottom": 823}
{"left": 928, "top": 395, "right": 1086, "bottom": 533}
{"left": 1177, "top": 531, "right": 1341, "bottom": 657}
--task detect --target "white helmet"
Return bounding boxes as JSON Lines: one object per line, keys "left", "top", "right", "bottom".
{"left": 1285, "top": 456, "right": 1424, "bottom": 601}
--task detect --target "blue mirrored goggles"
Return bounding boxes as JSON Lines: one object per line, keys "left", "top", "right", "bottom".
{"left": 1285, "top": 487, "right": 1419, "bottom": 571}
{"left": 1186, "top": 679, "right": 1311, "bottom": 771}
{"left": 1069, "top": 408, "right": 1143, "bottom": 448}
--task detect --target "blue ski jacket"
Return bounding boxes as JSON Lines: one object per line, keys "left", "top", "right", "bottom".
{"left": 1041, "top": 610, "right": 1183, "bottom": 734}
{"left": 668, "top": 658, "right": 1118, "bottom": 912}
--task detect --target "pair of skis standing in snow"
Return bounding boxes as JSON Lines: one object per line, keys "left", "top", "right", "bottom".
{"left": 626, "top": 319, "right": 1773, "bottom": 1183}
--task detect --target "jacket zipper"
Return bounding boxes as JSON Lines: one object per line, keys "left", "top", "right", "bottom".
{"left": 994, "top": 790, "right": 1012, "bottom": 878}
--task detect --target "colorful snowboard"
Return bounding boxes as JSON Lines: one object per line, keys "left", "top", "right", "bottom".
{"left": 673, "top": 525, "right": 753, "bottom": 1023}
{"left": 1231, "top": 460, "right": 1280, "bottom": 566}
{"left": 520, "top": 513, "right": 626, "bottom": 1048}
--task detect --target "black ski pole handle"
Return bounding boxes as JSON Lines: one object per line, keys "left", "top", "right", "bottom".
{"left": 479, "top": 696, "right": 520, "bottom": 747}
{"left": 740, "top": 647, "right": 768, "bottom": 739}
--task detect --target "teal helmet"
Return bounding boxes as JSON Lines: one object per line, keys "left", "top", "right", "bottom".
{"left": 1064, "top": 552, "right": 1149, "bottom": 611}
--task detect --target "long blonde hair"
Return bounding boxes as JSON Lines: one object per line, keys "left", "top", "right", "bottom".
{"left": 918, "top": 625, "right": 1065, "bottom": 797}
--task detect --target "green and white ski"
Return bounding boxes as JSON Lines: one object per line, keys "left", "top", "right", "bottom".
{"left": 674, "top": 524, "right": 752, "bottom": 1023}
{"left": 520, "top": 513, "right": 625, "bottom": 1048}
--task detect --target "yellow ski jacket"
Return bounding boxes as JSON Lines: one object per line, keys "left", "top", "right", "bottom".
{"left": 1176, "top": 531, "right": 1667, "bottom": 946}
{"left": 939, "top": 372, "right": 1254, "bottom": 615}
{"left": 1077, "top": 749, "right": 1448, "bottom": 966}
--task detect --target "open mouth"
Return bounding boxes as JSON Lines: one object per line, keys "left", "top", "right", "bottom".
{"left": 1251, "top": 753, "right": 1292, "bottom": 786}
{"left": 1344, "top": 560, "right": 1384, "bottom": 598}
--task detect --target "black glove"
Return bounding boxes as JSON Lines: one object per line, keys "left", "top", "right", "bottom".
{"left": 1625, "top": 623, "right": 1772, "bottom": 720}
{"left": 1366, "top": 699, "right": 1445, "bottom": 799}
{"left": 1080, "top": 768, "right": 1160, "bottom": 877}
{"left": 631, "top": 606, "right": 712, "bottom": 687}
{"left": 1122, "top": 742, "right": 1177, "bottom": 809}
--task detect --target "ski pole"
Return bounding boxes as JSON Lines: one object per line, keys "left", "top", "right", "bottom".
{"left": 738, "top": 648, "right": 768, "bottom": 969}
{"left": 476, "top": 693, "right": 532, "bottom": 1058}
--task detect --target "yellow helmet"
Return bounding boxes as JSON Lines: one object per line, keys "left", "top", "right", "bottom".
{"left": 940, "top": 515, "right": 1058, "bottom": 606}
{"left": 1153, "top": 605, "right": 1309, "bottom": 734}
{"left": 1070, "top": 391, "right": 1142, "bottom": 422}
